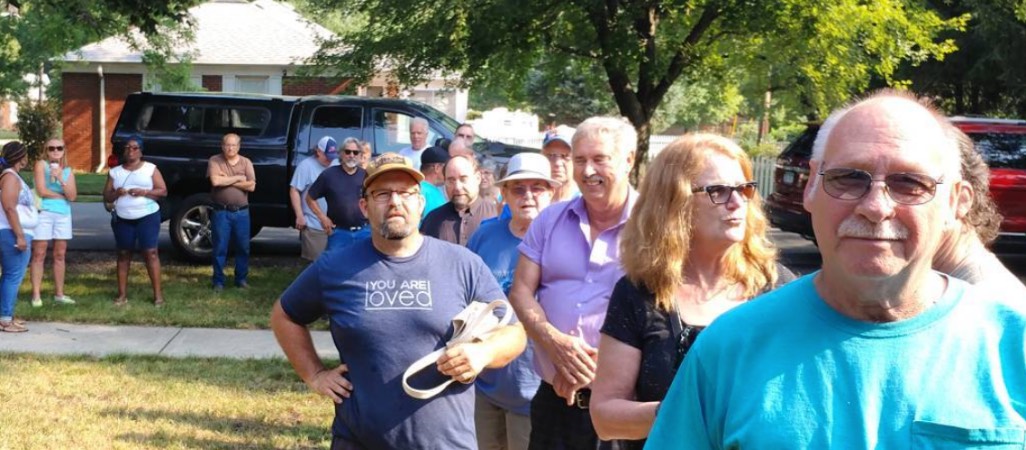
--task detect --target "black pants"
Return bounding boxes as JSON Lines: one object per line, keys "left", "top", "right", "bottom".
{"left": 528, "top": 382, "right": 598, "bottom": 450}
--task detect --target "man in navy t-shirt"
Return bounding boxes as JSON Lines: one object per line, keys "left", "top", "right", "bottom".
{"left": 306, "top": 137, "right": 370, "bottom": 252}
{"left": 272, "top": 152, "right": 527, "bottom": 450}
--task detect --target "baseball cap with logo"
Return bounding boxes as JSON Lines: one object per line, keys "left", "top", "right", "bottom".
{"left": 364, "top": 152, "right": 425, "bottom": 189}
{"left": 542, "top": 129, "right": 572, "bottom": 149}
{"left": 494, "top": 153, "right": 561, "bottom": 188}
{"left": 317, "top": 136, "right": 339, "bottom": 160}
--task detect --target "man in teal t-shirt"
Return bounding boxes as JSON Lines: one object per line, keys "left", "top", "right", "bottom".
{"left": 647, "top": 92, "right": 1026, "bottom": 449}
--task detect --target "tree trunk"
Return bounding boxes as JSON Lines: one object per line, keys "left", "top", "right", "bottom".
{"left": 631, "top": 120, "right": 651, "bottom": 186}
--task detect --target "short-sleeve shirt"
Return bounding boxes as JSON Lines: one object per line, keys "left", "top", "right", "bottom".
{"left": 517, "top": 191, "right": 638, "bottom": 384}
{"left": 420, "top": 197, "right": 498, "bottom": 246}
{"left": 399, "top": 146, "right": 428, "bottom": 170}
{"left": 207, "top": 154, "right": 255, "bottom": 206}
{"left": 306, "top": 166, "right": 367, "bottom": 230}
{"left": 599, "top": 263, "right": 796, "bottom": 450}
{"left": 467, "top": 216, "right": 541, "bottom": 415}
{"left": 289, "top": 156, "right": 335, "bottom": 231}
{"left": 279, "top": 237, "right": 505, "bottom": 449}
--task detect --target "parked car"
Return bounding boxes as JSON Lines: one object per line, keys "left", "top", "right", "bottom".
{"left": 766, "top": 117, "right": 1026, "bottom": 247}
{"left": 112, "top": 92, "right": 530, "bottom": 262}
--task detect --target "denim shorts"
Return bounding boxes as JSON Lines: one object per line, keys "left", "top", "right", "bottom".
{"left": 111, "top": 211, "right": 161, "bottom": 250}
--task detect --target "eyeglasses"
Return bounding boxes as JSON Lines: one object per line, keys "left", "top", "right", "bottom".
{"left": 367, "top": 189, "right": 421, "bottom": 204}
{"left": 47, "top": 146, "right": 65, "bottom": 152}
{"left": 343, "top": 150, "right": 361, "bottom": 156}
{"left": 818, "top": 168, "right": 943, "bottom": 205}
{"left": 691, "top": 182, "right": 758, "bottom": 204}
{"left": 508, "top": 185, "right": 550, "bottom": 197}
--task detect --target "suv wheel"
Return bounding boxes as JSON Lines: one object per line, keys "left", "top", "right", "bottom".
{"left": 171, "top": 193, "right": 214, "bottom": 262}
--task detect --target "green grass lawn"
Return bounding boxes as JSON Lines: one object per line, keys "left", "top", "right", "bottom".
{"left": 0, "top": 353, "right": 335, "bottom": 449}
{"left": 19, "top": 170, "right": 107, "bottom": 201}
{"left": 14, "top": 255, "right": 315, "bottom": 329}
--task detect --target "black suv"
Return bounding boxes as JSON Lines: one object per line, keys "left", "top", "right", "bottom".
{"left": 766, "top": 118, "right": 1026, "bottom": 246}
{"left": 112, "top": 92, "right": 529, "bottom": 261}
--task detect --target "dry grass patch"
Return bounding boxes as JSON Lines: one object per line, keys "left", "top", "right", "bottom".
{"left": 0, "top": 353, "right": 334, "bottom": 449}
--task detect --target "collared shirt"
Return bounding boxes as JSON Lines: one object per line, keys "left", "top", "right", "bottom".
{"left": 516, "top": 190, "right": 639, "bottom": 384}
{"left": 420, "top": 197, "right": 499, "bottom": 246}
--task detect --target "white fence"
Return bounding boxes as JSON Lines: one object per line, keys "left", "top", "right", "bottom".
{"left": 489, "top": 134, "right": 779, "bottom": 196}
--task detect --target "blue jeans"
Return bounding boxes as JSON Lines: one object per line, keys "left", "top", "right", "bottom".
{"left": 0, "top": 229, "right": 32, "bottom": 319}
{"left": 326, "top": 226, "right": 371, "bottom": 253}
{"left": 211, "top": 209, "right": 250, "bottom": 287}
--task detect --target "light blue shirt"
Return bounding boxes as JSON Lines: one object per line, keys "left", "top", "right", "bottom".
{"left": 290, "top": 155, "right": 336, "bottom": 231}
{"left": 646, "top": 273, "right": 1026, "bottom": 449}
{"left": 467, "top": 216, "right": 540, "bottom": 416}
{"left": 40, "top": 165, "right": 72, "bottom": 215}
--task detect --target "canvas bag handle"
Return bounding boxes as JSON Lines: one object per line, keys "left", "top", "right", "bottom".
{"left": 401, "top": 299, "right": 513, "bottom": 400}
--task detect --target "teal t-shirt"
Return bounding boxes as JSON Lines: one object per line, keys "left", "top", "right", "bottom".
{"left": 420, "top": 181, "right": 446, "bottom": 223}
{"left": 646, "top": 273, "right": 1026, "bottom": 449}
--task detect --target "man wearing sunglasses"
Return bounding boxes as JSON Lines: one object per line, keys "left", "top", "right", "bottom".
{"left": 648, "top": 91, "right": 1026, "bottom": 449}
{"left": 306, "top": 137, "right": 370, "bottom": 253}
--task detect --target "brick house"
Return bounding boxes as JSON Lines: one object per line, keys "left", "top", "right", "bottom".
{"left": 61, "top": 0, "right": 468, "bottom": 171}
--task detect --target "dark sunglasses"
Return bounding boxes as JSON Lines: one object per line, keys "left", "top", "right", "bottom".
{"left": 342, "top": 150, "right": 361, "bottom": 156}
{"left": 47, "top": 146, "right": 65, "bottom": 152}
{"left": 691, "top": 182, "right": 758, "bottom": 204}
{"left": 818, "top": 168, "right": 942, "bottom": 205}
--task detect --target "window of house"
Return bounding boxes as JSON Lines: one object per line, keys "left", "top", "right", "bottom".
{"left": 309, "top": 106, "right": 362, "bottom": 152}
{"left": 235, "top": 76, "right": 269, "bottom": 94}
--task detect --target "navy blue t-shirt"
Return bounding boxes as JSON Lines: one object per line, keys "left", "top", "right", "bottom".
{"left": 279, "top": 237, "right": 505, "bottom": 449}
{"left": 307, "top": 166, "right": 367, "bottom": 229}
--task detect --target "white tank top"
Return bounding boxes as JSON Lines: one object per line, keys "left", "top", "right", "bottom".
{"left": 0, "top": 168, "right": 38, "bottom": 233}
{"left": 110, "top": 162, "right": 160, "bottom": 220}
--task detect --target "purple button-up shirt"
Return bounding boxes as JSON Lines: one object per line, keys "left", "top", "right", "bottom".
{"left": 517, "top": 189, "right": 638, "bottom": 384}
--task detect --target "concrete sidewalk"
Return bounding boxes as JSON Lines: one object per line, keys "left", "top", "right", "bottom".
{"left": 0, "top": 321, "right": 336, "bottom": 359}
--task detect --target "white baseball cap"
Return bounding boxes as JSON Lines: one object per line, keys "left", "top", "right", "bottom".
{"left": 494, "top": 153, "right": 562, "bottom": 188}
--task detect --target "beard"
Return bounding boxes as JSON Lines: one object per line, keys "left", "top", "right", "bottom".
{"left": 344, "top": 159, "right": 359, "bottom": 169}
{"left": 379, "top": 218, "right": 414, "bottom": 240}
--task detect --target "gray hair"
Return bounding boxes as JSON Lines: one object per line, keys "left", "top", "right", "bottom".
{"left": 572, "top": 116, "right": 637, "bottom": 157}
{"left": 341, "top": 137, "right": 361, "bottom": 149}
{"left": 410, "top": 117, "right": 429, "bottom": 130}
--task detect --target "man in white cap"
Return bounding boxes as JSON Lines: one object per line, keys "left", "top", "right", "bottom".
{"left": 467, "top": 153, "right": 561, "bottom": 450}
{"left": 272, "top": 152, "right": 527, "bottom": 450}
{"left": 289, "top": 136, "right": 338, "bottom": 261}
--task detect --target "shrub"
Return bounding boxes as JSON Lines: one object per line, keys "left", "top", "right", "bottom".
{"left": 15, "top": 99, "right": 60, "bottom": 163}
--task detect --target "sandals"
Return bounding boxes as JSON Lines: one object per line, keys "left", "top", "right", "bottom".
{"left": 153, "top": 298, "right": 165, "bottom": 308}
{"left": 113, "top": 297, "right": 128, "bottom": 307}
{"left": 0, "top": 320, "right": 28, "bottom": 333}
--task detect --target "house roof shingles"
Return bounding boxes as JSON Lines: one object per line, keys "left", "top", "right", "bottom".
{"left": 64, "top": 0, "right": 333, "bottom": 66}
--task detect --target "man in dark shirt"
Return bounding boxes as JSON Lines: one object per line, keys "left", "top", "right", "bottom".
{"left": 420, "top": 155, "right": 498, "bottom": 246}
{"left": 306, "top": 137, "right": 369, "bottom": 252}
{"left": 207, "top": 133, "right": 256, "bottom": 291}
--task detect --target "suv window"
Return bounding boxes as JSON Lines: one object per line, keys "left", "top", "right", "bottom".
{"left": 372, "top": 109, "right": 440, "bottom": 154}
{"left": 204, "top": 107, "right": 271, "bottom": 136}
{"left": 971, "top": 132, "right": 1026, "bottom": 170}
{"left": 138, "top": 104, "right": 203, "bottom": 133}
{"left": 137, "top": 104, "right": 270, "bottom": 136}
{"left": 310, "top": 106, "right": 362, "bottom": 146}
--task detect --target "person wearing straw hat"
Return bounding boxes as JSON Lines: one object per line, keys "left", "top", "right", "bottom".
{"left": 272, "top": 153, "right": 526, "bottom": 450}
{"left": 467, "top": 153, "right": 561, "bottom": 450}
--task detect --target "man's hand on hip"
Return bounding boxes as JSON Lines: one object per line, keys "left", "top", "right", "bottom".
{"left": 308, "top": 364, "right": 353, "bottom": 404}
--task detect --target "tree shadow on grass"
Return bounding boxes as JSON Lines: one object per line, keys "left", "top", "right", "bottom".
{"left": 105, "top": 407, "right": 329, "bottom": 450}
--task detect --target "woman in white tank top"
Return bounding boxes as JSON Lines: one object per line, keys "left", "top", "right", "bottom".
{"left": 0, "top": 141, "right": 37, "bottom": 332}
{"left": 102, "top": 136, "right": 168, "bottom": 307}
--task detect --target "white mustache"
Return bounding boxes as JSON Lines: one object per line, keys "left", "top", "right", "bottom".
{"left": 838, "top": 217, "right": 909, "bottom": 240}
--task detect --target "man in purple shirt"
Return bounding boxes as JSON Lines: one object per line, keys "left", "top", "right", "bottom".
{"left": 509, "top": 116, "right": 639, "bottom": 450}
